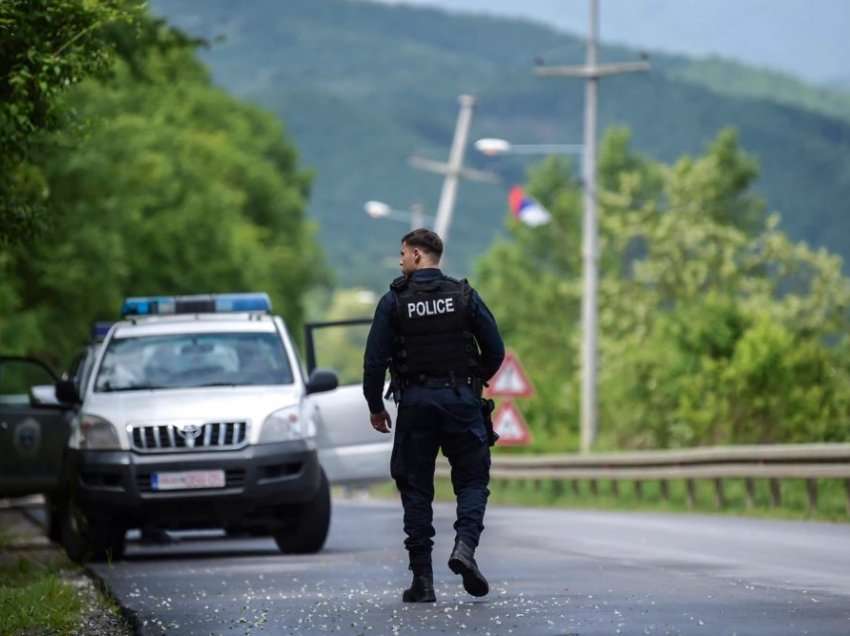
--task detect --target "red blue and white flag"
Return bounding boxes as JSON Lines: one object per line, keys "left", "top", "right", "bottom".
{"left": 508, "top": 186, "right": 552, "bottom": 227}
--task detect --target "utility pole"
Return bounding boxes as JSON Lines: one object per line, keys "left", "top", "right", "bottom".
{"left": 409, "top": 94, "right": 498, "bottom": 259}
{"left": 535, "top": 0, "right": 649, "bottom": 453}
{"left": 409, "top": 203, "right": 425, "bottom": 230}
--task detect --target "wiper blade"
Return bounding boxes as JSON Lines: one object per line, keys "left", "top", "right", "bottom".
{"left": 102, "top": 385, "right": 169, "bottom": 392}
{"left": 189, "top": 382, "right": 240, "bottom": 388}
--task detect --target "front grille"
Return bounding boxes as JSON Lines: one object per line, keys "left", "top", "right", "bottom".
{"left": 136, "top": 468, "right": 246, "bottom": 492}
{"left": 129, "top": 421, "right": 248, "bottom": 452}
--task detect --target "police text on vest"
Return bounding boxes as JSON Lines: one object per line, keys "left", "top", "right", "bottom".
{"left": 408, "top": 298, "right": 455, "bottom": 318}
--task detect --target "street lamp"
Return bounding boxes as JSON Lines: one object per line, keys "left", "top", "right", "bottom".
{"left": 363, "top": 200, "right": 432, "bottom": 230}
{"left": 476, "top": 136, "right": 597, "bottom": 452}
{"left": 364, "top": 200, "right": 392, "bottom": 219}
{"left": 474, "top": 138, "right": 584, "bottom": 157}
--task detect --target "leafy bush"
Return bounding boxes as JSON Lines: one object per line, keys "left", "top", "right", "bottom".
{"left": 0, "top": 8, "right": 326, "bottom": 365}
{"left": 475, "top": 128, "right": 850, "bottom": 450}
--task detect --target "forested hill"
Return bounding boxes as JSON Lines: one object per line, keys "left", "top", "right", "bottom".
{"left": 152, "top": 0, "right": 850, "bottom": 289}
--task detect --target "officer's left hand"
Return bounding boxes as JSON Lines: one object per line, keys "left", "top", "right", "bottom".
{"left": 370, "top": 410, "right": 392, "bottom": 434}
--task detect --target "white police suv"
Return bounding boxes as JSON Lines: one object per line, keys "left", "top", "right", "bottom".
{"left": 0, "top": 293, "right": 392, "bottom": 561}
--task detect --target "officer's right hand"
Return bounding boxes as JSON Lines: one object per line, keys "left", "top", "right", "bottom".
{"left": 370, "top": 410, "right": 392, "bottom": 434}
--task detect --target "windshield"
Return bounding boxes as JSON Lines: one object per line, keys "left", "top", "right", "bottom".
{"left": 94, "top": 332, "right": 293, "bottom": 392}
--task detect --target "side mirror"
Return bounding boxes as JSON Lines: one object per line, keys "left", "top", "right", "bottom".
{"left": 305, "top": 369, "right": 338, "bottom": 395}
{"left": 29, "top": 385, "right": 64, "bottom": 408}
{"left": 55, "top": 380, "right": 82, "bottom": 406}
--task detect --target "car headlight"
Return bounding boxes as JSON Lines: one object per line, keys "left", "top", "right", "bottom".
{"left": 259, "top": 405, "right": 315, "bottom": 443}
{"left": 78, "top": 414, "right": 122, "bottom": 450}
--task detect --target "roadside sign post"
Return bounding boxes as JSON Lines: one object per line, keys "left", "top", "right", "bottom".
{"left": 484, "top": 351, "right": 535, "bottom": 399}
{"left": 486, "top": 350, "right": 535, "bottom": 446}
{"left": 491, "top": 401, "right": 533, "bottom": 446}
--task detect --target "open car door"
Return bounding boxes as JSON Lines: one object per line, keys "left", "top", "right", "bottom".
{"left": 0, "top": 357, "right": 71, "bottom": 498}
{"left": 304, "top": 319, "right": 395, "bottom": 485}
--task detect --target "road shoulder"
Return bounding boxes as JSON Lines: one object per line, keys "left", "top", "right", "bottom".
{"left": 0, "top": 498, "right": 133, "bottom": 636}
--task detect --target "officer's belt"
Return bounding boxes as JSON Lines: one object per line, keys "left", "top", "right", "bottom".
{"left": 401, "top": 375, "right": 475, "bottom": 388}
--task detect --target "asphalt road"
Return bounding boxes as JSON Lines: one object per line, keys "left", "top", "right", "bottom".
{"left": 90, "top": 498, "right": 850, "bottom": 635}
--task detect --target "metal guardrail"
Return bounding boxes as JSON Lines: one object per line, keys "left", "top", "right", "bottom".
{"left": 436, "top": 444, "right": 850, "bottom": 514}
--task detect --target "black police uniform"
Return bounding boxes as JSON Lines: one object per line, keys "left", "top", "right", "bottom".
{"left": 363, "top": 268, "right": 505, "bottom": 593}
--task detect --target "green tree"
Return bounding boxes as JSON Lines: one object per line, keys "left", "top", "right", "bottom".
{"left": 474, "top": 156, "right": 583, "bottom": 451}
{"left": 0, "top": 0, "right": 141, "bottom": 244}
{"left": 475, "top": 128, "right": 850, "bottom": 451}
{"left": 0, "top": 11, "right": 325, "bottom": 364}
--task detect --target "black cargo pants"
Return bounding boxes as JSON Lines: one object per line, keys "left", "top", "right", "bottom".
{"left": 390, "top": 384, "right": 491, "bottom": 568}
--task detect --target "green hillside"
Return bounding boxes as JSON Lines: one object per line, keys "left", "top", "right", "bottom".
{"left": 152, "top": 0, "right": 850, "bottom": 290}
{"left": 662, "top": 57, "right": 850, "bottom": 124}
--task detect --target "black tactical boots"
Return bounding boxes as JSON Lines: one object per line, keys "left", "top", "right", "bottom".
{"left": 402, "top": 541, "right": 488, "bottom": 602}
{"left": 448, "top": 539, "right": 489, "bottom": 597}
{"left": 402, "top": 564, "right": 436, "bottom": 603}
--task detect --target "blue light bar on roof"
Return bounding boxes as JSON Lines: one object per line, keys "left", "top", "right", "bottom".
{"left": 214, "top": 293, "right": 273, "bottom": 313}
{"left": 121, "top": 293, "right": 271, "bottom": 317}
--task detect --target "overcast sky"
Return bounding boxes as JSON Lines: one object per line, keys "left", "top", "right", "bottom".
{"left": 376, "top": 0, "right": 850, "bottom": 86}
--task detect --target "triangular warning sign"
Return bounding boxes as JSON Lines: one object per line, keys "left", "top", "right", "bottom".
{"left": 492, "top": 401, "right": 532, "bottom": 446}
{"left": 485, "top": 350, "right": 535, "bottom": 398}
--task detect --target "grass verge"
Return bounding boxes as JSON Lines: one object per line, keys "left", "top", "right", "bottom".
{"left": 0, "top": 554, "right": 82, "bottom": 636}
{"left": 373, "top": 476, "right": 850, "bottom": 523}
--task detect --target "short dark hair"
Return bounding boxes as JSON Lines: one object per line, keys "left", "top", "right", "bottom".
{"left": 401, "top": 228, "right": 443, "bottom": 259}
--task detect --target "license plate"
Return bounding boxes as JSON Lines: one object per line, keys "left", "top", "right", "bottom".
{"left": 150, "top": 469, "right": 226, "bottom": 491}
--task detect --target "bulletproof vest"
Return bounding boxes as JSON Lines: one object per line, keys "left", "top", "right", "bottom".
{"left": 390, "top": 274, "right": 480, "bottom": 381}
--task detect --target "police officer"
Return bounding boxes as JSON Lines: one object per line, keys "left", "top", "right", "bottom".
{"left": 363, "top": 228, "right": 505, "bottom": 603}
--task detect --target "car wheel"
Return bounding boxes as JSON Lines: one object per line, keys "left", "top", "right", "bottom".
{"left": 273, "top": 469, "right": 331, "bottom": 554}
{"left": 61, "top": 502, "right": 126, "bottom": 563}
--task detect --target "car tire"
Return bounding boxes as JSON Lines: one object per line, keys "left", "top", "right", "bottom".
{"left": 273, "top": 469, "right": 331, "bottom": 554}
{"left": 61, "top": 502, "right": 126, "bottom": 563}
